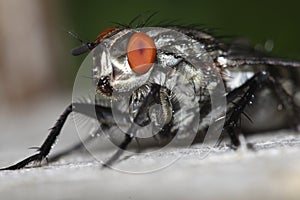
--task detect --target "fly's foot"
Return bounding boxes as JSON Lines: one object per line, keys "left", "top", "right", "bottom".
{"left": 0, "top": 153, "right": 47, "bottom": 170}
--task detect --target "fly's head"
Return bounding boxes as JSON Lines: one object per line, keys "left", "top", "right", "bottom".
{"left": 72, "top": 27, "right": 219, "bottom": 99}
{"left": 92, "top": 28, "right": 156, "bottom": 98}
{"left": 71, "top": 26, "right": 227, "bottom": 149}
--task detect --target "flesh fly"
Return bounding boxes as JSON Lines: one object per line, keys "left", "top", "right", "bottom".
{"left": 1, "top": 21, "right": 300, "bottom": 170}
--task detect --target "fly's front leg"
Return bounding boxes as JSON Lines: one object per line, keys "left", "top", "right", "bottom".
{"left": 48, "top": 124, "right": 110, "bottom": 163}
{"left": 0, "top": 104, "right": 73, "bottom": 170}
{"left": 0, "top": 103, "right": 114, "bottom": 170}
{"left": 224, "top": 71, "right": 299, "bottom": 148}
{"left": 103, "top": 84, "right": 161, "bottom": 167}
{"left": 103, "top": 83, "right": 175, "bottom": 167}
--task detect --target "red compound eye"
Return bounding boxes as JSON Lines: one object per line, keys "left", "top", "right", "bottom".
{"left": 126, "top": 32, "right": 156, "bottom": 74}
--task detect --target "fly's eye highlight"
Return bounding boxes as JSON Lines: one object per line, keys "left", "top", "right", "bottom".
{"left": 126, "top": 32, "right": 157, "bottom": 74}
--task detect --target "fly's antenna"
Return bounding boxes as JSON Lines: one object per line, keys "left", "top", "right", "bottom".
{"left": 71, "top": 42, "right": 96, "bottom": 56}
{"left": 67, "top": 30, "right": 85, "bottom": 44}
{"left": 66, "top": 30, "right": 96, "bottom": 56}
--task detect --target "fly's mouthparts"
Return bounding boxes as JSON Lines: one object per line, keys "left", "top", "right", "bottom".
{"left": 97, "top": 76, "right": 113, "bottom": 96}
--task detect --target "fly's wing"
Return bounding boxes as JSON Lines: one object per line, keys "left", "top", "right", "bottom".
{"left": 168, "top": 26, "right": 300, "bottom": 91}
{"left": 222, "top": 39, "right": 300, "bottom": 132}
{"left": 224, "top": 38, "right": 300, "bottom": 91}
{"left": 171, "top": 26, "right": 300, "bottom": 132}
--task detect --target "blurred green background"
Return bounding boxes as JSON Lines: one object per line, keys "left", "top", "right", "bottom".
{"left": 0, "top": 0, "right": 299, "bottom": 107}
{"left": 62, "top": 0, "right": 300, "bottom": 84}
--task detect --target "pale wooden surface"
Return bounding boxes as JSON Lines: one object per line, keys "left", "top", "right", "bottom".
{"left": 0, "top": 96, "right": 300, "bottom": 200}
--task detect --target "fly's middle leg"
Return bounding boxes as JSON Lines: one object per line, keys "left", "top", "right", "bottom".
{"left": 224, "top": 71, "right": 300, "bottom": 148}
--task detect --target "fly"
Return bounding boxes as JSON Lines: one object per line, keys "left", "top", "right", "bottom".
{"left": 1, "top": 19, "right": 300, "bottom": 170}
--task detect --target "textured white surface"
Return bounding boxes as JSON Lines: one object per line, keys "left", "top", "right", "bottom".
{"left": 0, "top": 96, "right": 300, "bottom": 200}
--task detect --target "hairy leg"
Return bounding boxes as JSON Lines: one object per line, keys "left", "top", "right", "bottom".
{"left": 224, "top": 71, "right": 299, "bottom": 147}
{"left": 0, "top": 103, "right": 112, "bottom": 170}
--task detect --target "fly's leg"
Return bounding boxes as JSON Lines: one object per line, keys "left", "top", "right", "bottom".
{"left": 0, "top": 103, "right": 114, "bottom": 170}
{"left": 47, "top": 135, "right": 93, "bottom": 163}
{"left": 48, "top": 124, "right": 110, "bottom": 163}
{"left": 102, "top": 127, "right": 134, "bottom": 168}
{"left": 0, "top": 104, "right": 72, "bottom": 170}
{"left": 267, "top": 76, "right": 300, "bottom": 129}
{"left": 103, "top": 121, "right": 175, "bottom": 168}
{"left": 103, "top": 124, "right": 174, "bottom": 168}
{"left": 224, "top": 71, "right": 299, "bottom": 148}
{"left": 103, "top": 83, "right": 175, "bottom": 167}
{"left": 103, "top": 84, "right": 161, "bottom": 167}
